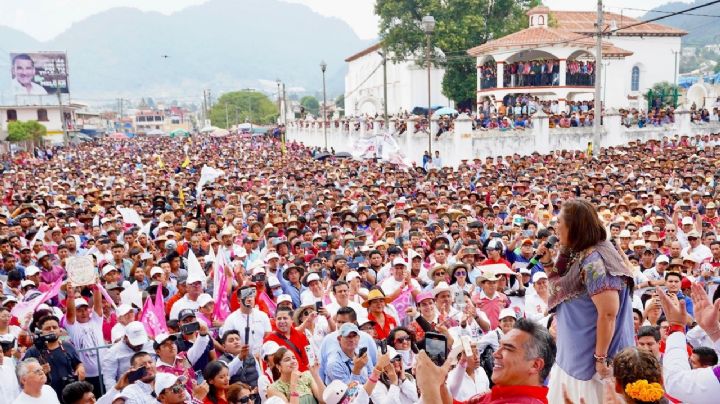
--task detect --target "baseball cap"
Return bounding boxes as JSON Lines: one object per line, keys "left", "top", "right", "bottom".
{"left": 125, "top": 321, "right": 149, "bottom": 346}
{"left": 197, "top": 293, "right": 214, "bottom": 308}
{"left": 178, "top": 309, "right": 196, "bottom": 321}
{"left": 74, "top": 298, "right": 89, "bottom": 307}
{"left": 262, "top": 341, "right": 281, "bottom": 358}
{"left": 323, "top": 380, "right": 352, "bottom": 404}
{"left": 154, "top": 373, "right": 183, "bottom": 397}
{"left": 339, "top": 323, "right": 360, "bottom": 337}
{"left": 20, "top": 280, "right": 36, "bottom": 288}
{"left": 346, "top": 271, "right": 360, "bottom": 282}
{"left": 681, "top": 217, "right": 694, "bottom": 226}
{"left": 153, "top": 333, "right": 177, "bottom": 347}
{"left": 24, "top": 265, "right": 40, "bottom": 276}
{"left": 277, "top": 294, "right": 292, "bottom": 305}
{"left": 655, "top": 255, "right": 669, "bottom": 264}
{"left": 102, "top": 265, "right": 119, "bottom": 276}
{"left": 265, "top": 252, "right": 280, "bottom": 262}
{"left": 267, "top": 275, "right": 281, "bottom": 288}
{"left": 150, "top": 267, "right": 164, "bottom": 277}
{"left": 117, "top": 304, "right": 134, "bottom": 316}
{"left": 532, "top": 272, "right": 548, "bottom": 283}
{"left": 392, "top": 257, "right": 408, "bottom": 267}
{"left": 499, "top": 308, "right": 517, "bottom": 320}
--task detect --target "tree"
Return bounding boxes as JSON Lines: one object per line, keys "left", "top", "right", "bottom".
{"left": 6, "top": 120, "right": 46, "bottom": 143}
{"left": 300, "top": 96, "right": 320, "bottom": 117}
{"left": 646, "top": 81, "right": 681, "bottom": 109}
{"left": 335, "top": 94, "right": 345, "bottom": 110}
{"left": 209, "top": 90, "right": 278, "bottom": 128}
{"left": 375, "top": 0, "right": 532, "bottom": 107}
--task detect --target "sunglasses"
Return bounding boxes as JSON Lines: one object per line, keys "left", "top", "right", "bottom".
{"left": 395, "top": 336, "right": 411, "bottom": 344}
{"left": 166, "top": 384, "right": 184, "bottom": 394}
{"left": 435, "top": 272, "right": 446, "bottom": 276}
{"left": 238, "top": 394, "right": 260, "bottom": 404}
{"left": 454, "top": 271, "right": 467, "bottom": 276}
{"left": 302, "top": 309, "right": 313, "bottom": 317}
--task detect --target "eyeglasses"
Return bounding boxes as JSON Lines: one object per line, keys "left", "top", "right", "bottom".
{"left": 454, "top": 271, "right": 466, "bottom": 277}
{"left": 302, "top": 310, "right": 313, "bottom": 317}
{"left": 31, "top": 368, "right": 45, "bottom": 375}
{"left": 165, "top": 384, "right": 184, "bottom": 394}
{"left": 394, "top": 336, "right": 411, "bottom": 344}
{"left": 435, "top": 272, "right": 446, "bottom": 276}
{"left": 238, "top": 394, "right": 260, "bottom": 404}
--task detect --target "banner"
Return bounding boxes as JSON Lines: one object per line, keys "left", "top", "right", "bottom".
{"left": 213, "top": 268, "right": 231, "bottom": 321}
{"left": 10, "top": 52, "right": 69, "bottom": 95}
{"left": 390, "top": 288, "right": 414, "bottom": 323}
{"left": 139, "top": 295, "right": 165, "bottom": 338}
{"left": 11, "top": 278, "right": 63, "bottom": 323}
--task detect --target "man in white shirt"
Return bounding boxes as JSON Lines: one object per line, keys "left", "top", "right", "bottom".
{"left": 682, "top": 230, "right": 712, "bottom": 263}
{"left": 325, "top": 280, "right": 365, "bottom": 318}
{"left": 101, "top": 321, "right": 154, "bottom": 391}
{"left": 11, "top": 358, "right": 60, "bottom": 404}
{"left": 65, "top": 289, "right": 105, "bottom": 397}
{"left": 220, "top": 284, "right": 272, "bottom": 356}
{"left": 380, "top": 258, "right": 421, "bottom": 302}
{"left": 10, "top": 54, "right": 48, "bottom": 97}
{"left": 169, "top": 275, "right": 204, "bottom": 320}
{"left": 0, "top": 335, "right": 21, "bottom": 404}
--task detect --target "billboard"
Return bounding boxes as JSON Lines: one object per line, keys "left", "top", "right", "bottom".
{"left": 9, "top": 52, "right": 69, "bottom": 95}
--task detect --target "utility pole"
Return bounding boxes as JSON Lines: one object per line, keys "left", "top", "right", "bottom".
{"left": 225, "top": 103, "right": 229, "bottom": 128}
{"left": 592, "top": 0, "right": 603, "bottom": 155}
{"left": 672, "top": 49, "right": 679, "bottom": 87}
{"left": 53, "top": 59, "right": 68, "bottom": 147}
{"left": 320, "top": 61, "right": 328, "bottom": 150}
{"left": 276, "top": 79, "right": 282, "bottom": 124}
{"left": 378, "top": 49, "right": 388, "bottom": 125}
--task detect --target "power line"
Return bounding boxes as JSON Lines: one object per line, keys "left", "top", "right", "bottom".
{"left": 607, "top": 5, "right": 720, "bottom": 18}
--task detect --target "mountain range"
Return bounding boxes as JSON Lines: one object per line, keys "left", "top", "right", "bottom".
{"left": 640, "top": 0, "right": 720, "bottom": 45}
{"left": 0, "top": 0, "right": 372, "bottom": 104}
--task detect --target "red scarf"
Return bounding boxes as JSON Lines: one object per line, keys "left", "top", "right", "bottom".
{"left": 460, "top": 385, "right": 548, "bottom": 404}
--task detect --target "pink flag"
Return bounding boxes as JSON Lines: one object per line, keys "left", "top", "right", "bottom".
{"left": 96, "top": 281, "right": 117, "bottom": 309}
{"left": 390, "top": 288, "right": 413, "bottom": 323}
{"left": 12, "top": 278, "right": 63, "bottom": 323}
{"left": 139, "top": 297, "right": 165, "bottom": 338}
{"left": 258, "top": 291, "right": 277, "bottom": 317}
{"left": 196, "top": 311, "right": 212, "bottom": 328}
{"left": 153, "top": 284, "right": 168, "bottom": 333}
{"left": 212, "top": 270, "right": 231, "bottom": 321}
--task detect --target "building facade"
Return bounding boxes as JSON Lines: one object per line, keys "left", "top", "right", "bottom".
{"left": 467, "top": 6, "right": 685, "bottom": 111}
{"left": 344, "top": 43, "right": 450, "bottom": 117}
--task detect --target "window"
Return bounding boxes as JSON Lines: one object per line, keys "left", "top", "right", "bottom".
{"left": 6, "top": 109, "right": 17, "bottom": 121}
{"left": 631, "top": 66, "right": 640, "bottom": 91}
{"left": 538, "top": 15, "right": 545, "bottom": 25}
{"left": 37, "top": 109, "right": 48, "bottom": 121}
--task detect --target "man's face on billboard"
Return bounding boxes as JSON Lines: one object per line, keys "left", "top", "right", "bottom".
{"left": 13, "top": 58, "right": 35, "bottom": 85}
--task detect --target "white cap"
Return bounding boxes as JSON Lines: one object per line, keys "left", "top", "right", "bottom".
{"left": 153, "top": 332, "right": 177, "bottom": 346}
{"left": 154, "top": 372, "right": 181, "bottom": 397}
{"left": 532, "top": 272, "right": 548, "bottom": 283}
{"left": 117, "top": 303, "right": 134, "bottom": 316}
{"left": 392, "top": 257, "right": 408, "bottom": 267}
{"left": 102, "top": 265, "right": 119, "bottom": 276}
{"left": 656, "top": 254, "right": 670, "bottom": 264}
{"left": 299, "top": 295, "right": 316, "bottom": 309}
{"left": 197, "top": 293, "right": 214, "bottom": 307}
{"left": 262, "top": 340, "right": 281, "bottom": 358}
{"left": 618, "top": 230, "right": 631, "bottom": 238}
{"left": 499, "top": 308, "right": 517, "bottom": 320}
{"left": 150, "top": 267, "right": 164, "bottom": 277}
{"left": 21, "top": 280, "right": 36, "bottom": 288}
{"left": 640, "top": 225, "right": 653, "bottom": 233}
{"left": 323, "top": 380, "right": 351, "bottom": 404}
{"left": 305, "top": 272, "right": 320, "bottom": 285}
{"left": 346, "top": 271, "right": 360, "bottom": 282}
{"left": 267, "top": 275, "right": 281, "bottom": 288}
{"left": 682, "top": 217, "right": 694, "bottom": 225}
{"left": 157, "top": 222, "right": 169, "bottom": 230}
{"left": 220, "top": 227, "right": 235, "bottom": 237}
{"left": 125, "top": 321, "right": 149, "bottom": 346}
{"left": 24, "top": 266, "right": 41, "bottom": 276}
{"left": 74, "top": 297, "right": 89, "bottom": 307}
{"left": 252, "top": 265, "right": 266, "bottom": 276}
{"left": 265, "top": 252, "right": 280, "bottom": 262}
{"left": 277, "top": 294, "right": 292, "bottom": 305}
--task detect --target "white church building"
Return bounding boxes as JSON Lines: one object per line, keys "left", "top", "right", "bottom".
{"left": 467, "top": 5, "right": 686, "bottom": 112}
{"left": 344, "top": 43, "right": 451, "bottom": 117}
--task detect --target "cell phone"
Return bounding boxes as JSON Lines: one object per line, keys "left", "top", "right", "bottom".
{"left": 127, "top": 366, "right": 147, "bottom": 383}
{"left": 424, "top": 332, "right": 447, "bottom": 366}
{"left": 522, "top": 230, "right": 533, "bottom": 237}
{"left": 304, "top": 345, "right": 316, "bottom": 366}
{"left": 377, "top": 340, "right": 387, "bottom": 355}
{"left": 453, "top": 290, "right": 465, "bottom": 308}
{"left": 140, "top": 252, "right": 152, "bottom": 261}
{"left": 181, "top": 321, "right": 200, "bottom": 334}
{"left": 358, "top": 347, "right": 368, "bottom": 357}
{"left": 315, "top": 301, "right": 323, "bottom": 311}
{"left": 681, "top": 205, "right": 691, "bottom": 211}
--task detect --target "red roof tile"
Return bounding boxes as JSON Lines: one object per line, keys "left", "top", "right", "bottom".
{"left": 345, "top": 43, "right": 383, "bottom": 63}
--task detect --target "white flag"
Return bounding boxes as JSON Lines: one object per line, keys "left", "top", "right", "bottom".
{"left": 187, "top": 249, "right": 206, "bottom": 287}
{"left": 196, "top": 165, "right": 225, "bottom": 198}
{"left": 120, "top": 281, "right": 143, "bottom": 309}
{"left": 117, "top": 207, "right": 143, "bottom": 228}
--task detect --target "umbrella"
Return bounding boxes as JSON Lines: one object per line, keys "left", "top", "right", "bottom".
{"left": 335, "top": 152, "right": 352, "bottom": 159}
{"left": 433, "top": 107, "right": 458, "bottom": 116}
{"left": 199, "top": 126, "right": 216, "bottom": 133}
{"left": 313, "top": 152, "right": 331, "bottom": 160}
{"left": 210, "top": 129, "right": 229, "bottom": 138}
{"left": 170, "top": 129, "right": 190, "bottom": 138}
{"left": 109, "top": 132, "right": 128, "bottom": 140}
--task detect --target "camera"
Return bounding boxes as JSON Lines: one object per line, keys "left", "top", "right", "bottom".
{"left": 31, "top": 332, "right": 56, "bottom": 350}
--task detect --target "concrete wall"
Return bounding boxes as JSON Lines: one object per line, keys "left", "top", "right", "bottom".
{"left": 288, "top": 109, "right": 720, "bottom": 167}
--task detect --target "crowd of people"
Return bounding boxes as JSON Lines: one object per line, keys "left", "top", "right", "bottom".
{"left": 0, "top": 131, "right": 720, "bottom": 404}
{"left": 478, "top": 59, "right": 596, "bottom": 89}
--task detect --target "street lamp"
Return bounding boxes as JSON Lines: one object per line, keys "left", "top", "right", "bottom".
{"left": 422, "top": 15, "right": 435, "bottom": 155}
{"left": 320, "top": 60, "right": 328, "bottom": 150}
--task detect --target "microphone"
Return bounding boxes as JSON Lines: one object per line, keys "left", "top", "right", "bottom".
{"left": 526, "top": 236, "right": 558, "bottom": 273}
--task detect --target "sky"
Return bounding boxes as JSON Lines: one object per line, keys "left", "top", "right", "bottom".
{"left": 0, "top": 0, "right": 694, "bottom": 42}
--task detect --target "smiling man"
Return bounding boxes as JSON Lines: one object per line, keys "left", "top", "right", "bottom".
{"left": 11, "top": 54, "right": 48, "bottom": 96}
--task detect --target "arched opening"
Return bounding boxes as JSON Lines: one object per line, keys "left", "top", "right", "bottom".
{"left": 478, "top": 56, "right": 497, "bottom": 89}
{"left": 504, "top": 50, "right": 561, "bottom": 87}
{"left": 538, "top": 15, "right": 545, "bottom": 25}
{"left": 566, "top": 50, "right": 596, "bottom": 87}
{"left": 631, "top": 66, "right": 640, "bottom": 92}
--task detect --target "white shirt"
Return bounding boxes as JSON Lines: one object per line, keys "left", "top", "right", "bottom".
{"left": 0, "top": 357, "right": 21, "bottom": 404}
{"left": 11, "top": 80, "right": 48, "bottom": 96}
{"left": 380, "top": 277, "right": 420, "bottom": 297}
{"left": 110, "top": 322, "right": 126, "bottom": 343}
{"left": 524, "top": 293, "right": 548, "bottom": 323}
{"left": 663, "top": 331, "right": 720, "bottom": 403}
{"left": 682, "top": 244, "right": 712, "bottom": 262}
{"left": 326, "top": 300, "right": 366, "bottom": 318}
{"left": 66, "top": 312, "right": 105, "bottom": 377}
{"left": 369, "top": 378, "right": 418, "bottom": 404}
{"left": 447, "top": 361, "right": 490, "bottom": 401}
{"left": 169, "top": 295, "right": 200, "bottom": 320}
{"left": 11, "top": 386, "right": 59, "bottom": 404}
{"left": 219, "top": 308, "right": 271, "bottom": 356}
